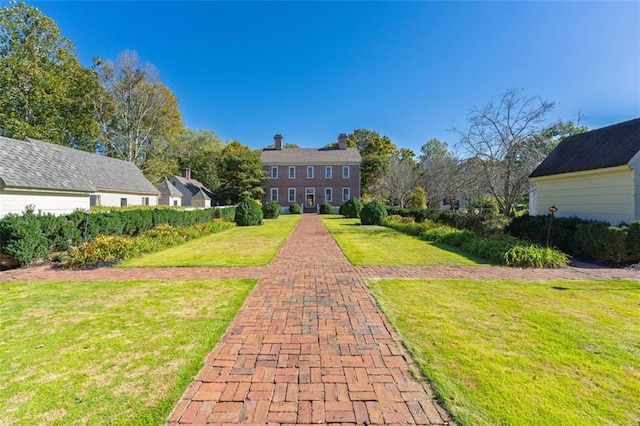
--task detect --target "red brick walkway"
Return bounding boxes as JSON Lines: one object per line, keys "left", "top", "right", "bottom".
{"left": 168, "top": 214, "right": 454, "bottom": 425}
{"left": 2, "top": 214, "right": 639, "bottom": 425}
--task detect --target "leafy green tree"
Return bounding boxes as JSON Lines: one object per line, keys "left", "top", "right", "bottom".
{"left": 347, "top": 129, "right": 397, "bottom": 194}
{"left": 408, "top": 186, "right": 427, "bottom": 209}
{"left": 0, "top": 2, "right": 99, "bottom": 149}
{"left": 216, "top": 141, "right": 267, "bottom": 204}
{"left": 94, "top": 50, "right": 183, "bottom": 168}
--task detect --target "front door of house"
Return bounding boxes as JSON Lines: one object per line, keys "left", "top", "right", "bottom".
{"left": 305, "top": 188, "right": 315, "bottom": 207}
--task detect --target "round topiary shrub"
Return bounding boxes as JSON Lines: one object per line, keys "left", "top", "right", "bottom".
{"left": 360, "top": 201, "right": 388, "bottom": 225}
{"left": 339, "top": 197, "right": 363, "bottom": 218}
{"left": 288, "top": 203, "right": 302, "bottom": 214}
{"left": 319, "top": 202, "right": 334, "bottom": 215}
{"left": 262, "top": 200, "right": 282, "bottom": 219}
{"left": 234, "top": 196, "right": 263, "bottom": 226}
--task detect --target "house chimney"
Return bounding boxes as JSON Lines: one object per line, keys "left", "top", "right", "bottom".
{"left": 274, "top": 134, "right": 283, "bottom": 150}
{"left": 181, "top": 168, "right": 191, "bottom": 180}
{"left": 338, "top": 133, "right": 348, "bottom": 150}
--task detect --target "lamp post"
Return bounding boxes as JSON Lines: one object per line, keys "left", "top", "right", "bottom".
{"left": 546, "top": 205, "right": 558, "bottom": 247}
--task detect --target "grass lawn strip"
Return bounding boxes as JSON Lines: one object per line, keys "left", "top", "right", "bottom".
{"left": 367, "top": 278, "right": 640, "bottom": 425}
{"left": 120, "top": 215, "right": 300, "bottom": 267}
{"left": 321, "top": 216, "right": 490, "bottom": 266}
{"left": 0, "top": 278, "right": 256, "bottom": 425}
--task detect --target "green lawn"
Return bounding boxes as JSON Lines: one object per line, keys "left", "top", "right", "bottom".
{"left": 120, "top": 215, "right": 300, "bottom": 267}
{"left": 0, "top": 278, "right": 255, "bottom": 425}
{"left": 321, "top": 216, "right": 489, "bottom": 266}
{"left": 367, "top": 278, "right": 640, "bottom": 425}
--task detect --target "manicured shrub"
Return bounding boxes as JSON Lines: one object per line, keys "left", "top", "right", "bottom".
{"left": 234, "top": 196, "right": 263, "bottom": 226}
{"left": 339, "top": 197, "right": 363, "bottom": 218}
{"left": 360, "top": 201, "right": 388, "bottom": 225}
{"left": 0, "top": 212, "right": 49, "bottom": 266}
{"left": 572, "top": 223, "right": 638, "bottom": 264}
{"left": 262, "top": 200, "right": 283, "bottom": 219}
{"left": 288, "top": 203, "right": 302, "bottom": 214}
{"left": 319, "top": 202, "right": 334, "bottom": 215}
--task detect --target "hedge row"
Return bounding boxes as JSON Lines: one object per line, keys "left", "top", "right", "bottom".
{"left": 384, "top": 216, "right": 568, "bottom": 268}
{"left": 385, "top": 206, "right": 509, "bottom": 237}
{"left": 0, "top": 206, "right": 236, "bottom": 267}
{"left": 506, "top": 215, "right": 640, "bottom": 264}
{"left": 64, "top": 220, "right": 234, "bottom": 268}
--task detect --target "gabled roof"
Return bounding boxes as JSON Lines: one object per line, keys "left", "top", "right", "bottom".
{"left": 171, "top": 175, "right": 214, "bottom": 200}
{"left": 530, "top": 118, "right": 640, "bottom": 178}
{"left": 0, "top": 136, "right": 158, "bottom": 194}
{"left": 156, "top": 177, "right": 183, "bottom": 197}
{"left": 261, "top": 147, "right": 362, "bottom": 165}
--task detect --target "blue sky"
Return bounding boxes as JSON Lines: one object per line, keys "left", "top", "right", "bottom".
{"left": 20, "top": 1, "right": 640, "bottom": 153}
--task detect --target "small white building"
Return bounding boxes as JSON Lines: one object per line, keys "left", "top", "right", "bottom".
{"left": 169, "top": 168, "right": 215, "bottom": 208}
{"left": 529, "top": 118, "right": 640, "bottom": 224}
{"left": 156, "top": 177, "right": 183, "bottom": 206}
{"left": 0, "top": 136, "right": 159, "bottom": 217}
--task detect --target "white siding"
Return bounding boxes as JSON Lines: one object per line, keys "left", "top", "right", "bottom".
{"left": 96, "top": 192, "right": 159, "bottom": 208}
{"left": 533, "top": 166, "right": 635, "bottom": 224}
{"left": 630, "top": 153, "right": 640, "bottom": 223}
{"left": 0, "top": 190, "right": 89, "bottom": 217}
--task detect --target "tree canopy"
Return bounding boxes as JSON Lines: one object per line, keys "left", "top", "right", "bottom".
{"left": 0, "top": 1, "right": 99, "bottom": 149}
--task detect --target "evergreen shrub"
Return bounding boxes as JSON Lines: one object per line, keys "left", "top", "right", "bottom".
{"left": 288, "top": 203, "right": 302, "bottom": 214}
{"left": 262, "top": 201, "right": 283, "bottom": 219}
{"left": 339, "top": 197, "right": 363, "bottom": 218}
{"left": 360, "top": 201, "right": 387, "bottom": 225}
{"left": 319, "top": 202, "right": 334, "bottom": 215}
{"left": 235, "top": 196, "right": 264, "bottom": 226}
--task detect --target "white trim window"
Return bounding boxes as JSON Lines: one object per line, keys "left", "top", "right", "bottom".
{"left": 270, "top": 188, "right": 278, "bottom": 202}
{"left": 142, "top": 197, "right": 150, "bottom": 206}
{"left": 305, "top": 187, "right": 315, "bottom": 206}
{"left": 271, "top": 166, "right": 278, "bottom": 179}
{"left": 325, "top": 166, "right": 332, "bottom": 179}
{"left": 288, "top": 166, "right": 295, "bottom": 179}
{"left": 342, "top": 165, "right": 350, "bottom": 179}
{"left": 307, "top": 166, "right": 314, "bottom": 179}
{"left": 288, "top": 188, "right": 296, "bottom": 203}
{"left": 342, "top": 187, "right": 350, "bottom": 202}
{"left": 325, "top": 188, "right": 333, "bottom": 203}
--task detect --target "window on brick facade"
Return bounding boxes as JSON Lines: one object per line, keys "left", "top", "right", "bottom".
{"left": 325, "top": 188, "right": 332, "bottom": 203}
{"left": 342, "top": 187, "right": 350, "bottom": 202}
{"left": 343, "top": 166, "right": 350, "bottom": 178}
{"left": 288, "top": 188, "right": 296, "bottom": 203}
{"left": 307, "top": 166, "right": 314, "bottom": 179}
{"left": 289, "top": 166, "right": 295, "bottom": 179}
{"left": 270, "top": 188, "right": 278, "bottom": 202}
{"left": 325, "top": 166, "right": 332, "bottom": 179}
{"left": 271, "top": 166, "right": 278, "bottom": 179}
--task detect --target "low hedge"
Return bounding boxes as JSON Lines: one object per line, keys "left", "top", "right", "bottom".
{"left": 64, "top": 220, "right": 234, "bottom": 268}
{"left": 319, "top": 202, "right": 334, "bottom": 215}
{"left": 384, "top": 216, "right": 568, "bottom": 268}
{"left": 507, "top": 215, "right": 640, "bottom": 264}
{"left": 0, "top": 206, "right": 236, "bottom": 267}
{"left": 339, "top": 197, "right": 363, "bottom": 218}
{"left": 288, "top": 203, "right": 302, "bottom": 214}
{"left": 385, "top": 206, "right": 509, "bottom": 237}
{"left": 262, "top": 200, "right": 283, "bottom": 219}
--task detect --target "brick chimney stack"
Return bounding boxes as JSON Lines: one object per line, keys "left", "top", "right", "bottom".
{"left": 181, "top": 168, "right": 191, "bottom": 180}
{"left": 274, "top": 134, "right": 283, "bottom": 150}
{"left": 338, "top": 133, "right": 348, "bottom": 150}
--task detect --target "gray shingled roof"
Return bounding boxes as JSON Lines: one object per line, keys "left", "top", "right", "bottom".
{"left": 0, "top": 136, "right": 158, "bottom": 194}
{"left": 171, "top": 176, "right": 214, "bottom": 200}
{"left": 156, "top": 177, "right": 183, "bottom": 197}
{"left": 530, "top": 118, "right": 640, "bottom": 178}
{"left": 261, "top": 147, "right": 362, "bottom": 165}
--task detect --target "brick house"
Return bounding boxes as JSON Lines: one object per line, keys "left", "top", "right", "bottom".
{"left": 261, "top": 134, "right": 362, "bottom": 212}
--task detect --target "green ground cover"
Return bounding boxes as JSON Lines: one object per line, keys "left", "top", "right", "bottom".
{"left": 0, "top": 278, "right": 255, "bottom": 425}
{"left": 321, "top": 216, "right": 489, "bottom": 266}
{"left": 367, "top": 278, "right": 640, "bottom": 425}
{"left": 120, "top": 215, "right": 300, "bottom": 267}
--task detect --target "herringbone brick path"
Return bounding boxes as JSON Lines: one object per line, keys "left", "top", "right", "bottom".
{"left": 167, "top": 214, "right": 454, "bottom": 425}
